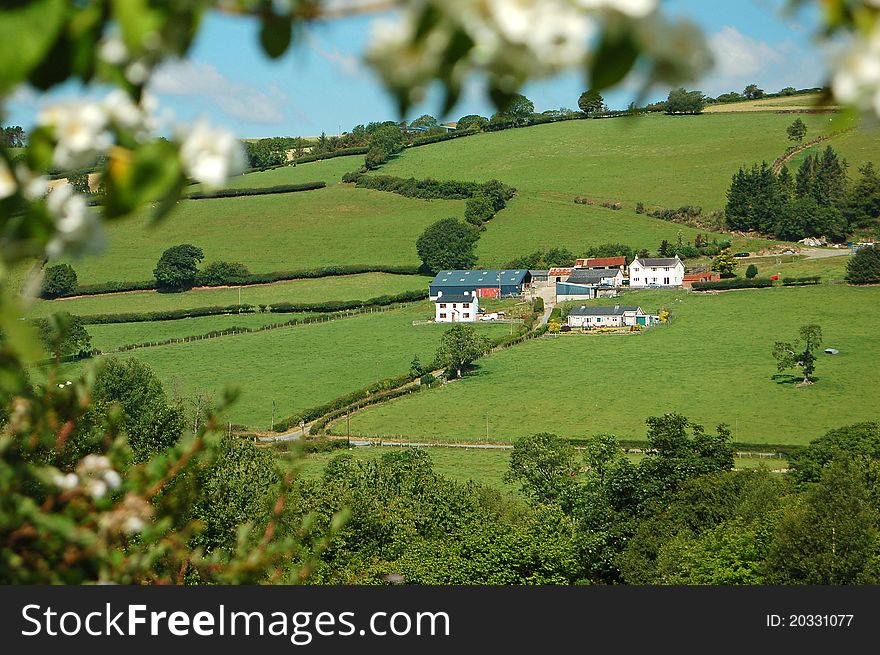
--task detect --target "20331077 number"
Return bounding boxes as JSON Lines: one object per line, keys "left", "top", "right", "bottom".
{"left": 766, "top": 614, "right": 854, "bottom": 627}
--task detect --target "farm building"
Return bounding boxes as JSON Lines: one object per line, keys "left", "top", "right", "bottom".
{"left": 529, "top": 269, "right": 550, "bottom": 286}
{"left": 566, "top": 305, "right": 656, "bottom": 328}
{"left": 575, "top": 256, "right": 627, "bottom": 271}
{"left": 556, "top": 268, "right": 624, "bottom": 302}
{"left": 429, "top": 270, "right": 531, "bottom": 299}
{"left": 629, "top": 256, "right": 685, "bottom": 288}
{"left": 434, "top": 292, "right": 479, "bottom": 323}
{"left": 548, "top": 267, "right": 573, "bottom": 284}
{"left": 683, "top": 271, "right": 721, "bottom": 289}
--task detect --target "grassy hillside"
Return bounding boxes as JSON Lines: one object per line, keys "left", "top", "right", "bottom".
{"left": 703, "top": 94, "right": 832, "bottom": 112}
{"left": 381, "top": 113, "right": 840, "bottom": 209}
{"left": 59, "top": 186, "right": 462, "bottom": 284}
{"left": 198, "top": 154, "right": 363, "bottom": 191}
{"left": 337, "top": 285, "right": 880, "bottom": 447}
{"left": 86, "top": 312, "right": 322, "bottom": 351}
{"left": 785, "top": 123, "right": 880, "bottom": 174}
{"left": 53, "top": 302, "right": 510, "bottom": 428}
{"left": 27, "top": 272, "right": 431, "bottom": 318}
{"left": 475, "top": 194, "right": 774, "bottom": 266}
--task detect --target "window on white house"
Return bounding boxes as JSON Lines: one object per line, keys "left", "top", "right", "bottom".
{"left": 440, "top": 303, "right": 446, "bottom": 308}
{"left": 663, "top": 277, "right": 670, "bottom": 285}
{"left": 463, "top": 303, "right": 470, "bottom": 308}
{"left": 452, "top": 304, "right": 457, "bottom": 308}
{"left": 439, "top": 313, "right": 447, "bottom": 319}
{"left": 463, "top": 313, "right": 470, "bottom": 319}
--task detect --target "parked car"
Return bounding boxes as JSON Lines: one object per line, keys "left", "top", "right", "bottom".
{"left": 733, "top": 252, "right": 750, "bottom": 258}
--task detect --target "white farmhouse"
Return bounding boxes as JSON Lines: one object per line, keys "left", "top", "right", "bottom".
{"left": 434, "top": 291, "right": 479, "bottom": 323}
{"left": 628, "top": 256, "right": 685, "bottom": 287}
{"left": 567, "top": 305, "right": 655, "bottom": 328}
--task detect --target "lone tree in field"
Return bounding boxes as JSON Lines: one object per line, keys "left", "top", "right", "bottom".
{"left": 787, "top": 118, "right": 807, "bottom": 143}
{"left": 154, "top": 244, "right": 205, "bottom": 291}
{"left": 845, "top": 244, "right": 880, "bottom": 284}
{"left": 712, "top": 249, "right": 737, "bottom": 277}
{"left": 745, "top": 263, "right": 758, "bottom": 279}
{"left": 743, "top": 83, "right": 765, "bottom": 99}
{"left": 665, "top": 88, "right": 705, "bottom": 114}
{"left": 578, "top": 90, "right": 605, "bottom": 115}
{"left": 36, "top": 312, "right": 92, "bottom": 362}
{"left": 434, "top": 324, "right": 489, "bottom": 378}
{"left": 41, "top": 263, "right": 78, "bottom": 298}
{"left": 416, "top": 217, "right": 479, "bottom": 274}
{"left": 773, "top": 324, "right": 823, "bottom": 385}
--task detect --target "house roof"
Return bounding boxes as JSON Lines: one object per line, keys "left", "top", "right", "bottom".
{"left": 529, "top": 269, "right": 549, "bottom": 276}
{"left": 431, "top": 269, "right": 529, "bottom": 287}
{"left": 435, "top": 293, "right": 476, "bottom": 304}
{"left": 684, "top": 272, "right": 718, "bottom": 281}
{"left": 577, "top": 256, "right": 627, "bottom": 268}
{"left": 568, "top": 305, "right": 642, "bottom": 316}
{"left": 565, "top": 268, "right": 622, "bottom": 284}
{"left": 547, "top": 267, "right": 573, "bottom": 276}
{"left": 633, "top": 257, "right": 682, "bottom": 267}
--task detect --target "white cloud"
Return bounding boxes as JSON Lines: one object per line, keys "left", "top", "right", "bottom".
{"left": 710, "top": 26, "right": 783, "bottom": 79}
{"left": 305, "top": 33, "right": 362, "bottom": 78}
{"left": 703, "top": 26, "right": 827, "bottom": 96}
{"left": 150, "top": 60, "right": 286, "bottom": 124}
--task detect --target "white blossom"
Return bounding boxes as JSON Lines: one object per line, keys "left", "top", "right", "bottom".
{"left": 0, "top": 158, "right": 15, "bottom": 199}
{"left": 15, "top": 164, "right": 48, "bottom": 200}
{"left": 832, "top": 22, "right": 880, "bottom": 118}
{"left": 52, "top": 472, "right": 79, "bottom": 491}
{"left": 45, "top": 184, "right": 106, "bottom": 259}
{"left": 85, "top": 479, "right": 108, "bottom": 499}
{"left": 38, "top": 101, "right": 112, "bottom": 169}
{"left": 122, "top": 516, "right": 146, "bottom": 534}
{"left": 103, "top": 470, "right": 122, "bottom": 490}
{"left": 79, "top": 454, "right": 112, "bottom": 475}
{"left": 178, "top": 120, "right": 246, "bottom": 188}
{"left": 98, "top": 37, "right": 129, "bottom": 65}
{"left": 575, "top": 0, "right": 656, "bottom": 18}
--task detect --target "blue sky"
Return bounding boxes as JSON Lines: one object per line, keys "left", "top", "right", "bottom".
{"left": 7, "top": 0, "right": 826, "bottom": 138}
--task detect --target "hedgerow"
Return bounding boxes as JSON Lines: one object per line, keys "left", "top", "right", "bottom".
{"left": 691, "top": 278, "right": 774, "bottom": 291}
{"left": 187, "top": 181, "right": 325, "bottom": 200}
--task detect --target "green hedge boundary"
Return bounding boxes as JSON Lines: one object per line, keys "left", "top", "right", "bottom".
{"left": 692, "top": 277, "right": 775, "bottom": 291}
{"left": 73, "top": 289, "right": 429, "bottom": 325}
{"left": 43, "top": 264, "right": 423, "bottom": 299}
{"left": 781, "top": 276, "right": 822, "bottom": 286}
{"left": 187, "top": 181, "right": 325, "bottom": 200}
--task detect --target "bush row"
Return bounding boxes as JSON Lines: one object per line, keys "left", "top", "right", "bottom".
{"left": 408, "top": 128, "right": 480, "bottom": 148}
{"left": 45, "top": 264, "right": 423, "bottom": 299}
{"left": 77, "top": 289, "right": 427, "bottom": 325}
{"left": 294, "top": 147, "right": 369, "bottom": 165}
{"left": 782, "top": 276, "right": 822, "bottom": 286}
{"left": 269, "top": 289, "right": 428, "bottom": 313}
{"left": 346, "top": 173, "right": 516, "bottom": 204}
{"left": 187, "top": 181, "right": 325, "bottom": 200}
{"left": 691, "top": 277, "right": 775, "bottom": 291}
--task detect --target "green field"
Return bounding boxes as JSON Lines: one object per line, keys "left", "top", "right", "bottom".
{"left": 85, "top": 311, "right": 323, "bottom": 351}
{"left": 785, "top": 123, "right": 880, "bottom": 174}
{"left": 383, "top": 113, "right": 847, "bottom": 209}
{"left": 56, "top": 302, "right": 510, "bottom": 428}
{"left": 28, "top": 273, "right": 431, "bottom": 318}
{"left": 475, "top": 194, "right": 774, "bottom": 266}
{"left": 337, "top": 285, "right": 880, "bottom": 446}
{"left": 197, "top": 154, "right": 364, "bottom": 191}
{"left": 59, "top": 186, "right": 462, "bottom": 285}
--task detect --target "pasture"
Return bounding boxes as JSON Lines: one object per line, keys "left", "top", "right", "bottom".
{"left": 28, "top": 272, "right": 431, "bottom": 318}
{"left": 58, "top": 185, "right": 462, "bottom": 284}
{"left": 337, "top": 285, "right": 880, "bottom": 447}
{"left": 381, "top": 112, "right": 844, "bottom": 209}
{"left": 55, "top": 302, "right": 511, "bottom": 428}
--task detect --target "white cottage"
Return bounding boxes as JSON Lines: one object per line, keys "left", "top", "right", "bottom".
{"left": 567, "top": 305, "right": 654, "bottom": 328}
{"left": 434, "top": 291, "right": 479, "bottom": 323}
{"left": 628, "top": 256, "right": 685, "bottom": 287}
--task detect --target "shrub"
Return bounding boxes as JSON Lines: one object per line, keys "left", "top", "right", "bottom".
{"left": 745, "top": 264, "right": 758, "bottom": 279}
{"left": 532, "top": 297, "right": 545, "bottom": 314}
{"left": 420, "top": 372, "right": 436, "bottom": 387}
{"left": 691, "top": 278, "right": 774, "bottom": 291}
{"left": 635, "top": 202, "right": 645, "bottom": 214}
{"left": 781, "top": 276, "right": 822, "bottom": 286}
{"left": 41, "top": 264, "right": 78, "bottom": 298}
{"left": 464, "top": 194, "right": 495, "bottom": 226}
{"left": 187, "top": 182, "right": 325, "bottom": 200}
{"left": 198, "top": 261, "right": 251, "bottom": 286}
{"left": 846, "top": 245, "right": 880, "bottom": 284}
{"left": 154, "top": 244, "right": 204, "bottom": 292}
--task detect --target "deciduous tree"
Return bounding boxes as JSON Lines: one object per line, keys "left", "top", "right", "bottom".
{"left": 434, "top": 324, "right": 488, "bottom": 378}
{"left": 772, "top": 324, "right": 823, "bottom": 384}
{"left": 416, "top": 217, "right": 479, "bottom": 274}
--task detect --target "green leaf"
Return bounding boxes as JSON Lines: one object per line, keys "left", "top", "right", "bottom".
{"left": 590, "top": 31, "right": 639, "bottom": 91}
{"left": 103, "top": 141, "right": 183, "bottom": 219}
{"left": 112, "top": 0, "right": 163, "bottom": 52}
{"left": 260, "top": 15, "right": 292, "bottom": 60}
{"left": 0, "top": 0, "right": 66, "bottom": 93}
